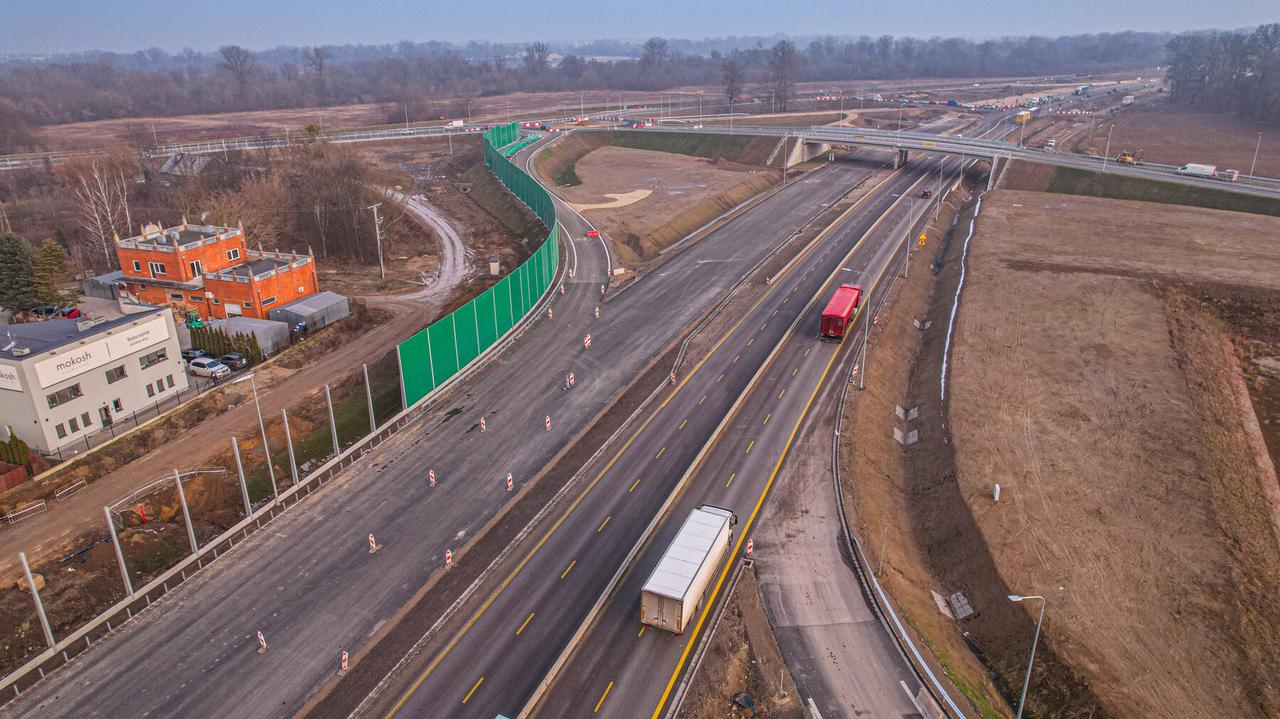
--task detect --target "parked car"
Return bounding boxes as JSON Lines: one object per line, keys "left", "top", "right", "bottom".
{"left": 188, "top": 357, "right": 231, "bottom": 379}
{"left": 219, "top": 352, "right": 249, "bottom": 370}
{"left": 60, "top": 307, "right": 82, "bottom": 319}
{"left": 181, "top": 348, "right": 209, "bottom": 363}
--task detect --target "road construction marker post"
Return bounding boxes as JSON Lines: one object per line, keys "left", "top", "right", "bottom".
{"left": 548, "top": 307, "right": 554, "bottom": 320}
{"left": 257, "top": 631, "right": 268, "bottom": 654}
{"left": 669, "top": 371, "right": 677, "bottom": 385}
{"left": 569, "top": 268, "right": 575, "bottom": 279}
{"left": 584, "top": 334, "right": 591, "bottom": 350}
{"left": 19, "top": 552, "right": 55, "bottom": 649}
{"left": 594, "top": 305, "right": 600, "bottom": 319}
{"left": 480, "top": 417, "right": 487, "bottom": 433}
{"left": 369, "top": 533, "right": 380, "bottom": 554}
{"left": 600, "top": 283, "right": 606, "bottom": 297}
{"left": 339, "top": 650, "right": 349, "bottom": 676}
{"left": 559, "top": 285, "right": 565, "bottom": 296}
{"left": 324, "top": 384, "right": 340, "bottom": 459}
{"left": 445, "top": 549, "right": 453, "bottom": 568}
{"left": 545, "top": 415, "right": 552, "bottom": 432}
{"left": 746, "top": 538, "right": 754, "bottom": 557}
{"left": 428, "top": 469, "right": 436, "bottom": 487}
{"left": 507, "top": 473, "right": 514, "bottom": 492}
{"left": 231, "top": 436, "right": 252, "bottom": 519}
{"left": 569, "top": 371, "right": 575, "bottom": 387}
{"left": 104, "top": 506, "right": 133, "bottom": 596}
{"left": 173, "top": 469, "right": 199, "bottom": 554}
{"left": 282, "top": 409, "right": 300, "bottom": 487}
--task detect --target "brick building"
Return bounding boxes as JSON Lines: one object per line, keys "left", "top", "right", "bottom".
{"left": 114, "top": 222, "right": 318, "bottom": 320}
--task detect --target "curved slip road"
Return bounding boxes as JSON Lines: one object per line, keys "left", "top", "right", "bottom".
{"left": 4, "top": 137, "right": 871, "bottom": 719}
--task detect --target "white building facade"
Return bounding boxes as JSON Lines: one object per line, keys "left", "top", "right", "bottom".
{"left": 0, "top": 308, "right": 189, "bottom": 454}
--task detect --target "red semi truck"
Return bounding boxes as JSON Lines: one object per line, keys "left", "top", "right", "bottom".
{"left": 820, "top": 284, "right": 863, "bottom": 341}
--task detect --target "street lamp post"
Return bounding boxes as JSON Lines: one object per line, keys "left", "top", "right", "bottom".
{"left": 1008, "top": 594, "right": 1046, "bottom": 719}
{"left": 1250, "top": 133, "right": 1262, "bottom": 178}
{"left": 232, "top": 373, "right": 277, "bottom": 498}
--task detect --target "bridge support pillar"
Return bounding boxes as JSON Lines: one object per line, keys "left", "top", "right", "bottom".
{"left": 893, "top": 148, "right": 909, "bottom": 169}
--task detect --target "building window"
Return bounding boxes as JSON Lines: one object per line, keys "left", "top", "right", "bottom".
{"left": 68, "top": 416, "right": 79, "bottom": 432}
{"left": 149, "top": 261, "right": 167, "bottom": 277}
{"left": 227, "top": 248, "right": 241, "bottom": 262}
{"left": 242, "top": 301, "right": 253, "bottom": 309}
{"left": 105, "top": 365, "right": 127, "bottom": 383}
{"left": 166, "top": 374, "right": 175, "bottom": 388}
{"left": 55, "top": 423, "right": 67, "bottom": 439}
{"left": 140, "top": 348, "right": 168, "bottom": 369}
{"left": 82, "top": 411, "right": 92, "bottom": 428}
{"left": 132, "top": 260, "right": 141, "bottom": 272}
{"left": 212, "top": 298, "right": 221, "bottom": 305}
{"left": 260, "top": 296, "right": 277, "bottom": 307}
{"left": 155, "top": 379, "right": 166, "bottom": 394}
{"left": 188, "top": 295, "right": 202, "bottom": 302}
{"left": 169, "top": 292, "right": 184, "bottom": 300}
{"left": 112, "top": 398, "right": 123, "bottom": 412}
{"left": 46, "top": 384, "right": 83, "bottom": 409}
{"left": 189, "top": 260, "right": 203, "bottom": 277}
{"left": 146, "top": 383, "right": 155, "bottom": 398}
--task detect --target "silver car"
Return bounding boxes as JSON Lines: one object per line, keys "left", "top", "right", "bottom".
{"left": 188, "top": 356, "right": 231, "bottom": 379}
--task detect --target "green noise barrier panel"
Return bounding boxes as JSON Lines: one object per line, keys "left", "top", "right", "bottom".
{"left": 397, "top": 123, "right": 560, "bottom": 406}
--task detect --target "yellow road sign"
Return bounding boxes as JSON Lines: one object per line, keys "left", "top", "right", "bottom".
{"left": 918, "top": 233, "right": 927, "bottom": 246}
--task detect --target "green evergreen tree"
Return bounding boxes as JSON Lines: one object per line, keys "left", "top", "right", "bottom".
{"left": 0, "top": 233, "right": 36, "bottom": 317}
{"left": 32, "top": 238, "right": 79, "bottom": 309}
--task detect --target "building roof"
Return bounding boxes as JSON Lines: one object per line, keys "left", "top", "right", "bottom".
{"left": 208, "top": 316, "right": 290, "bottom": 331}
{"left": 1, "top": 307, "right": 166, "bottom": 359}
{"left": 221, "top": 257, "right": 290, "bottom": 278}
{"left": 642, "top": 506, "right": 732, "bottom": 601}
{"left": 273, "top": 291, "right": 348, "bottom": 314}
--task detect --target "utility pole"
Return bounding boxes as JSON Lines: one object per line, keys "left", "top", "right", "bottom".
{"left": 404, "top": 102, "right": 410, "bottom": 130}
{"left": 367, "top": 203, "right": 386, "bottom": 280}
{"left": 1102, "top": 124, "right": 1115, "bottom": 171}
{"left": 1250, "top": 133, "right": 1262, "bottom": 177}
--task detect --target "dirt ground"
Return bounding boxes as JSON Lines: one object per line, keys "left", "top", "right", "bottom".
{"left": 676, "top": 566, "right": 803, "bottom": 719}
{"left": 944, "top": 191, "right": 1280, "bottom": 717}
{"left": 1069, "top": 96, "right": 1279, "bottom": 177}
{"left": 557, "top": 145, "right": 775, "bottom": 265}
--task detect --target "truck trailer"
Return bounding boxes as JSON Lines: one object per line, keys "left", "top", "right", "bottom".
{"left": 1177, "top": 163, "right": 1217, "bottom": 178}
{"left": 819, "top": 284, "right": 863, "bottom": 341}
{"left": 640, "top": 505, "right": 736, "bottom": 634}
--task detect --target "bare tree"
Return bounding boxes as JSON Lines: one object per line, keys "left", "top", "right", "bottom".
{"left": 522, "top": 42, "right": 551, "bottom": 76}
{"left": 641, "top": 37, "right": 670, "bottom": 70}
{"left": 219, "top": 45, "right": 258, "bottom": 103}
{"left": 302, "top": 46, "right": 330, "bottom": 105}
{"left": 59, "top": 155, "right": 135, "bottom": 268}
{"left": 769, "top": 41, "right": 798, "bottom": 112}
{"left": 721, "top": 55, "right": 745, "bottom": 102}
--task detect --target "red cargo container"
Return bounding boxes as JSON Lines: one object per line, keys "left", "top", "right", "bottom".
{"left": 820, "top": 284, "right": 862, "bottom": 341}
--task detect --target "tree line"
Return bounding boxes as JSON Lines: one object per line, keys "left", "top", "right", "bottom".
{"left": 0, "top": 231, "right": 79, "bottom": 317}
{"left": 1165, "top": 23, "right": 1280, "bottom": 121}
{"left": 0, "top": 30, "right": 1170, "bottom": 151}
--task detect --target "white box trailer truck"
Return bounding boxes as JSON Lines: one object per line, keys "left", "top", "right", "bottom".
{"left": 640, "top": 505, "right": 736, "bottom": 634}
{"left": 1177, "top": 163, "right": 1217, "bottom": 178}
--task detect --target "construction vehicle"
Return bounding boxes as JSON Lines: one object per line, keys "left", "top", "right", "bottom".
{"left": 1117, "top": 149, "right": 1143, "bottom": 165}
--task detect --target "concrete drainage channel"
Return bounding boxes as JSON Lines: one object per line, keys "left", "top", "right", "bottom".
{"left": 0, "top": 224, "right": 569, "bottom": 706}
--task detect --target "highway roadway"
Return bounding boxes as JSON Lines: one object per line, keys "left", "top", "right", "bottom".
{"left": 3, "top": 139, "right": 873, "bottom": 718}
{"left": 366, "top": 152, "right": 938, "bottom": 718}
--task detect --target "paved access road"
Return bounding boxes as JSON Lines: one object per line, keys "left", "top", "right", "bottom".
{"left": 371, "top": 151, "right": 934, "bottom": 718}
{"left": 4, "top": 140, "right": 871, "bottom": 718}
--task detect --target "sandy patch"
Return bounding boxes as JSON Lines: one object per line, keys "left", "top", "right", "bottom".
{"left": 567, "top": 189, "right": 652, "bottom": 211}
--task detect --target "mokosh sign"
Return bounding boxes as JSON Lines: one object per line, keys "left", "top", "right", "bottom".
{"left": 33, "top": 315, "right": 169, "bottom": 388}
{"left": 0, "top": 364, "right": 22, "bottom": 393}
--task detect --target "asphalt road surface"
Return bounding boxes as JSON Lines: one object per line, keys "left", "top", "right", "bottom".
{"left": 369, "top": 151, "right": 938, "bottom": 718}
{"left": 4, "top": 140, "right": 871, "bottom": 718}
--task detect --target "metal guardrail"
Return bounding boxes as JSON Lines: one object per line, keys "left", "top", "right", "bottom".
{"left": 52, "top": 480, "right": 87, "bottom": 501}
{"left": 4, "top": 502, "right": 47, "bottom": 527}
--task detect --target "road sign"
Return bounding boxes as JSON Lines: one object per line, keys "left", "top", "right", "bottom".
{"left": 257, "top": 631, "right": 268, "bottom": 654}
{"left": 918, "top": 232, "right": 927, "bottom": 247}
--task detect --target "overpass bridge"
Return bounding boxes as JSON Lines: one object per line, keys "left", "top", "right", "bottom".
{"left": 637, "top": 122, "right": 1280, "bottom": 198}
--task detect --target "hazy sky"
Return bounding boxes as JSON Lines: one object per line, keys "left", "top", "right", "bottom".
{"left": 4, "top": 0, "right": 1274, "bottom": 55}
